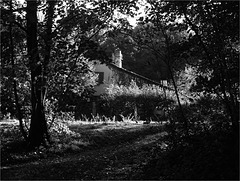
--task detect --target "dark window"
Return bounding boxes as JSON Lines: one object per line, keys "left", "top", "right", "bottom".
{"left": 96, "top": 72, "right": 104, "bottom": 84}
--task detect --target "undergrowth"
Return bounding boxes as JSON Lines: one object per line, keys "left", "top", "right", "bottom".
{"left": 0, "top": 118, "right": 89, "bottom": 166}
{"left": 140, "top": 97, "right": 239, "bottom": 180}
{"left": 0, "top": 115, "right": 158, "bottom": 167}
{"left": 142, "top": 129, "right": 239, "bottom": 180}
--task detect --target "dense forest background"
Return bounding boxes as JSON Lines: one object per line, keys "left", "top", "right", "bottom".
{"left": 1, "top": 0, "right": 239, "bottom": 180}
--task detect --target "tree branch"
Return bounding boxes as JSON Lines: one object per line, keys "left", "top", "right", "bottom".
{"left": 13, "top": 20, "right": 27, "bottom": 33}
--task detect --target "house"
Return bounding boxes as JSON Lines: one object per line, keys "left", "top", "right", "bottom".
{"left": 93, "top": 48, "right": 167, "bottom": 96}
{"left": 91, "top": 48, "right": 168, "bottom": 116}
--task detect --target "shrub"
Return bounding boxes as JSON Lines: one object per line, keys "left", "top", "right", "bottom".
{"left": 97, "top": 81, "right": 174, "bottom": 121}
{"left": 142, "top": 96, "right": 238, "bottom": 180}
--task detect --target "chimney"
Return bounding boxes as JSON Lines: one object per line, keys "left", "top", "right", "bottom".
{"left": 112, "top": 48, "right": 122, "bottom": 68}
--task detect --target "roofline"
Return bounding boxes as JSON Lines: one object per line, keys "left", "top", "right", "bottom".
{"left": 108, "top": 63, "right": 165, "bottom": 86}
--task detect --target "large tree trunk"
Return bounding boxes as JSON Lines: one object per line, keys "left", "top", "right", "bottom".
{"left": 26, "top": 0, "right": 48, "bottom": 148}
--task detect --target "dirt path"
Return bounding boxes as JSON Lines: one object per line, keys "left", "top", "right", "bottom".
{"left": 1, "top": 123, "right": 167, "bottom": 180}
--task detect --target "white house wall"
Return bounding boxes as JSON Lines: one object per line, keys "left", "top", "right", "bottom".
{"left": 94, "top": 64, "right": 113, "bottom": 96}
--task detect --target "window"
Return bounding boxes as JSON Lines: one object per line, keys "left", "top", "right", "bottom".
{"left": 96, "top": 72, "right": 104, "bottom": 85}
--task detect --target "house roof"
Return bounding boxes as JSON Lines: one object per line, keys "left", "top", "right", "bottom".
{"left": 107, "top": 63, "right": 163, "bottom": 86}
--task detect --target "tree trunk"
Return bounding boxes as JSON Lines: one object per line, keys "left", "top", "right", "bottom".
{"left": 153, "top": 10, "right": 189, "bottom": 136}
{"left": 164, "top": 33, "right": 189, "bottom": 136}
{"left": 26, "top": 0, "right": 48, "bottom": 148}
{"left": 168, "top": 64, "right": 189, "bottom": 136}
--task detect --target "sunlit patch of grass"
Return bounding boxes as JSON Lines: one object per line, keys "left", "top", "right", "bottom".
{"left": 67, "top": 119, "right": 165, "bottom": 150}
{"left": 67, "top": 119, "right": 157, "bottom": 134}
{"left": 0, "top": 119, "right": 19, "bottom": 126}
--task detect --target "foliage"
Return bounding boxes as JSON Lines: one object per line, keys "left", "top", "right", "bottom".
{"left": 47, "top": 120, "right": 88, "bottom": 154}
{"left": 101, "top": 30, "right": 166, "bottom": 82}
{"left": 98, "top": 81, "right": 174, "bottom": 120}
{"left": 159, "top": 1, "right": 239, "bottom": 128}
{"left": 132, "top": 7, "right": 240, "bottom": 172}
{"left": 167, "top": 96, "right": 230, "bottom": 139}
{"left": 142, "top": 96, "right": 239, "bottom": 180}
{"left": 1, "top": 0, "right": 126, "bottom": 146}
{"left": 143, "top": 130, "right": 238, "bottom": 180}
{"left": 1, "top": 0, "right": 143, "bottom": 147}
{"left": 1, "top": 1, "right": 239, "bottom": 179}
{"left": 115, "top": 0, "right": 239, "bottom": 133}
{"left": 0, "top": 118, "right": 88, "bottom": 165}
{"left": 47, "top": 55, "right": 98, "bottom": 113}
{"left": 1, "top": 0, "right": 30, "bottom": 119}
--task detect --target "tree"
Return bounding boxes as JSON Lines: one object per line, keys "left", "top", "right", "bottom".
{"left": 1, "top": 0, "right": 30, "bottom": 140}
{"left": 105, "top": 1, "right": 191, "bottom": 134}
{"left": 25, "top": 0, "right": 50, "bottom": 147}
{"left": 160, "top": 1, "right": 239, "bottom": 132}
{"left": 101, "top": 29, "right": 170, "bottom": 82}
{"left": 116, "top": 0, "right": 239, "bottom": 134}
{"left": 1, "top": 0, "right": 139, "bottom": 148}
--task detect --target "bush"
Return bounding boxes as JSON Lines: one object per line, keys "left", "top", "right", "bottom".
{"left": 142, "top": 96, "right": 239, "bottom": 180}
{"left": 97, "top": 81, "right": 174, "bottom": 121}
{"left": 166, "top": 96, "right": 231, "bottom": 138}
{"left": 142, "top": 129, "right": 239, "bottom": 180}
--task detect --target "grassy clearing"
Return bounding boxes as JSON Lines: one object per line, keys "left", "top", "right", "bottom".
{"left": 1, "top": 119, "right": 168, "bottom": 180}
{"left": 1, "top": 118, "right": 238, "bottom": 180}
{"left": 0, "top": 119, "right": 165, "bottom": 167}
{"left": 1, "top": 131, "right": 167, "bottom": 180}
{"left": 68, "top": 121, "right": 165, "bottom": 148}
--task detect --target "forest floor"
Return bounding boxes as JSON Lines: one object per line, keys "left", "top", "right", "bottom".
{"left": 1, "top": 120, "right": 168, "bottom": 180}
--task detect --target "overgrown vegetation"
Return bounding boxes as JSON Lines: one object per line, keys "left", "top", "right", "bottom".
{"left": 1, "top": 117, "right": 84, "bottom": 166}
{"left": 97, "top": 81, "right": 175, "bottom": 121}
{"left": 141, "top": 97, "right": 239, "bottom": 180}
{"left": 1, "top": 0, "right": 239, "bottom": 180}
{"left": 0, "top": 117, "right": 161, "bottom": 166}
